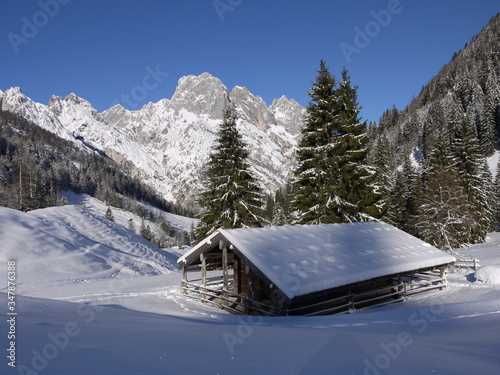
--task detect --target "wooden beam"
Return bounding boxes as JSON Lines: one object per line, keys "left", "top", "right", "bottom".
{"left": 221, "top": 241, "right": 229, "bottom": 307}
{"left": 202, "top": 253, "right": 235, "bottom": 262}
{"left": 200, "top": 253, "right": 206, "bottom": 300}
{"left": 222, "top": 242, "right": 229, "bottom": 290}
{"left": 181, "top": 267, "right": 187, "bottom": 295}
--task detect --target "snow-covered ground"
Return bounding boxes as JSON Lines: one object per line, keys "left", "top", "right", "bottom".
{"left": 1, "top": 202, "right": 499, "bottom": 374}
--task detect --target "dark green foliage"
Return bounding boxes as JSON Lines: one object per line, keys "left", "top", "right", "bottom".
{"left": 196, "top": 106, "right": 264, "bottom": 239}
{"left": 371, "top": 14, "right": 500, "bottom": 247}
{"left": 127, "top": 218, "right": 135, "bottom": 232}
{"left": 448, "top": 116, "right": 493, "bottom": 242}
{"left": 105, "top": 206, "right": 115, "bottom": 222}
{"left": 292, "top": 59, "right": 336, "bottom": 224}
{"left": 324, "top": 68, "right": 383, "bottom": 222}
{"left": 385, "top": 159, "right": 421, "bottom": 237}
{"left": 292, "top": 62, "right": 382, "bottom": 224}
{"left": 139, "top": 220, "right": 155, "bottom": 243}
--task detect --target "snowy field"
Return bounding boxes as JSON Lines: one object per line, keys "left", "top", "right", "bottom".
{"left": 1, "top": 202, "right": 500, "bottom": 374}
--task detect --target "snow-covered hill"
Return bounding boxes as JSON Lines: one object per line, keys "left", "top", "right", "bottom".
{"left": 1, "top": 73, "right": 305, "bottom": 208}
{"left": 1, "top": 202, "right": 499, "bottom": 374}
{"left": 0, "top": 204, "right": 180, "bottom": 284}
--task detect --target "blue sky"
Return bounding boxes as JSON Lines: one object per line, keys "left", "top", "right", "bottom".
{"left": 1, "top": 0, "right": 498, "bottom": 123}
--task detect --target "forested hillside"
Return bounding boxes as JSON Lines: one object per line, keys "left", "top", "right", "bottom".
{"left": 0, "top": 109, "right": 189, "bottom": 216}
{"left": 369, "top": 13, "right": 500, "bottom": 249}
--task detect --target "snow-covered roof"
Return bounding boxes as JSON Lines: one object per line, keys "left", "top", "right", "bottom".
{"left": 179, "top": 222, "right": 456, "bottom": 299}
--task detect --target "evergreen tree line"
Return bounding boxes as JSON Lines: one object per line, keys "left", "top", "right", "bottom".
{"left": 368, "top": 13, "right": 500, "bottom": 249}
{"left": 104, "top": 205, "right": 194, "bottom": 248}
{"left": 373, "top": 102, "right": 499, "bottom": 249}
{"left": 197, "top": 51, "right": 499, "bottom": 250}
{"left": 0, "top": 109, "right": 191, "bottom": 217}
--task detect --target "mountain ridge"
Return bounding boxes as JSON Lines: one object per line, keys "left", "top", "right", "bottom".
{"left": 0, "top": 73, "right": 305, "bottom": 210}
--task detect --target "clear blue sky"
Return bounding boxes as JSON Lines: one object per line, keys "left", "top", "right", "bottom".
{"left": 1, "top": 0, "right": 498, "bottom": 123}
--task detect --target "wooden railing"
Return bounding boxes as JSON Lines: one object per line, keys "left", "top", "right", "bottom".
{"left": 182, "top": 280, "right": 282, "bottom": 316}
{"left": 181, "top": 269, "right": 447, "bottom": 317}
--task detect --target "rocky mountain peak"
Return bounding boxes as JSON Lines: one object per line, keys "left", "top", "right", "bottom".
{"left": 270, "top": 95, "right": 306, "bottom": 136}
{"left": 229, "top": 86, "right": 275, "bottom": 131}
{"left": 48, "top": 93, "right": 104, "bottom": 133}
{"left": 171, "top": 72, "right": 229, "bottom": 119}
{"left": 2, "top": 87, "right": 72, "bottom": 140}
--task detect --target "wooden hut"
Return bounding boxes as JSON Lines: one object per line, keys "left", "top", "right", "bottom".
{"left": 177, "top": 222, "right": 455, "bottom": 316}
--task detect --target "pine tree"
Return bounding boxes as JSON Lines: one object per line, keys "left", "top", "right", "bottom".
{"left": 493, "top": 164, "right": 500, "bottom": 231}
{"left": 448, "top": 115, "right": 493, "bottom": 243}
{"left": 139, "top": 220, "right": 155, "bottom": 243}
{"left": 271, "top": 200, "right": 286, "bottom": 226}
{"left": 417, "top": 131, "right": 471, "bottom": 249}
{"left": 196, "top": 106, "right": 264, "bottom": 239}
{"left": 322, "top": 67, "right": 382, "bottom": 222}
{"left": 105, "top": 206, "right": 115, "bottom": 222}
{"left": 127, "top": 218, "right": 135, "bottom": 232}
{"left": 292, "top": 59, "right": 337, "bottom": 224}
{"left": 386, "top": 158, "right": 422, "bottom": 237}
{"left": 292, "top": 62, "right": 381, "bottom": 223}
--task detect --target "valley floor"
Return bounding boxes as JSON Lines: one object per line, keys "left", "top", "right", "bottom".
{"left": 1, "top": 205, "right": 499, "bottom": 374}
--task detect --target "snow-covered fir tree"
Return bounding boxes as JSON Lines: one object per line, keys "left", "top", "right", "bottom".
{"left": 417, "top": 130, "right": 472, "bottom": 249}
{"left": 292, "top": 62, "right": 382, "bottom": 224}
{"left": 127, "top": 218, "right": 135, "bottom": 232}
{"left": 322, "top": 68, "right": 383, "bottom": 222}
{"left": 105, "top": 206, "right": 115, "bottom": 222}
{"left": 292, "top": 59, "right": 337, "bottom": 224}
{"left": 385, "top": 158, "right": 421, "bottom": 237}
{"left": 417, "top": 110, "right": 493, "bottom": 249}
{"left": 196, "top": 106, "right": 264, "bottom": 239}
{"left": 447, "top": 113, "right": 493, "bottom": 243}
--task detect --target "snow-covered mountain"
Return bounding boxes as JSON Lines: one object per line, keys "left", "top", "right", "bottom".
{"left": 0, "top": 73, "right": 305, "bottom": 208}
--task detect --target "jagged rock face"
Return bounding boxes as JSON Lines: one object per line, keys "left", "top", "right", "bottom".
{"left": 270, "top": 96, "right": 306, "bottom": 137}
{"left": 2, "top": 73, "right": 305, "bottom": 209}
{"left": 230, "top": 86, "right": 275, "bottom": 131}
{"left": 170, "top": 73, "right": 230, "bottom": 120}
{"left": 1, "top": 87, "right": 69, "bottom": 139}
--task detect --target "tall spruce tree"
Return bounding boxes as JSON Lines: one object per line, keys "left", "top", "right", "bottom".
{"left": 292, "top": 62, "right": 382, "bottom": 223}
{"left": 417, "top": 129, "right": 471, "bottom": 249}
{"left": 448, "top": 114, "right": 493, "bottom": 243}
{"left": 494, "top": 163, "right": 500, "bottom": 231}
{"left": 292, "top": 59, "right": 337, "bottom": 224}
{"left": 196, "top": 106, "right": 264, "bottom": 239}
{"left": 417, "top": 110, "right": 493, "bottom": 249}
{"left": 322, "top": 67, "right": 382, "bottom": 222}
{"left": 386, "top": 158, "right": 422, "bottom": 237}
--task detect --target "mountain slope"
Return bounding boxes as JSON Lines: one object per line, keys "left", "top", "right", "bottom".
{"left": 371, "top": 13, "right": 500, "bottom": 166}
{"left": 0, "top": 204, "right": 178, "bottom": 284}
{"left": 1, "top": 74, "right": 305, "bottom": 209}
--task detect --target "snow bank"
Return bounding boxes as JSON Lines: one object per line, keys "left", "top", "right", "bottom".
{"left": 0, "top": 206, "right": 178, "bottom": 284}
{"left": 475, "top": 265, "right": 500, "bottom": 284}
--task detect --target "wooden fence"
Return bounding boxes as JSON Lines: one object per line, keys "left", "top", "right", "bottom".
{"left": 181, "top": 268, "right": 448, "bottom": 317}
